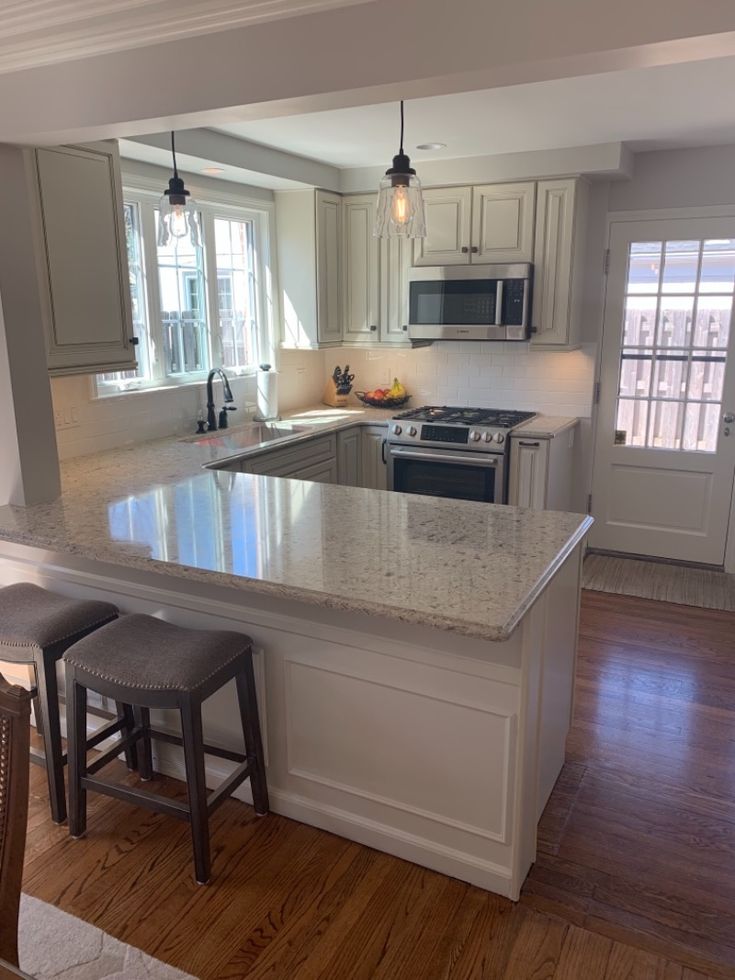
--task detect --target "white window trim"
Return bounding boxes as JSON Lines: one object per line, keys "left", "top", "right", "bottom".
{"left": 93, "top": 178, "right": 277, "bottom": 398}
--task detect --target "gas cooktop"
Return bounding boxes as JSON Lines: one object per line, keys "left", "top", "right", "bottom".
{"left": 393, "top": 406, "right": 537, "bottom": 429}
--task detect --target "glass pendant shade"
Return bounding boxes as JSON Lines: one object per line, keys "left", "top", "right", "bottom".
{"left": 158, "top": 132, "right": 201, "bottom": 248}
{"left": 373, "top": 101, "right": 426, "bottom": 240}
{"left": 374, "top": 171, "right": 426, "bottom": 239}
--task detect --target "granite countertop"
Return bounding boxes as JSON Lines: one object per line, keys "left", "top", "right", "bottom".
{"left": 513, "top": 416, "right": 579, "bottom": 439}
{"left": 0, "top": 405, "right": 591, "bottom": 642}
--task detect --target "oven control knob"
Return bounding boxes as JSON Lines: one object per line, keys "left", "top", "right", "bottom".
{"left": 496, "top": 433, "right": 505, "bottom": 444}
{"left": 470, "top": 431, "right": 481, "bottom": 442}
{"left": 483, "top": 432, "right": 493, "bottom": 443}
{"left": 392, "top": 424, "right": 402, "bottom": 435}
{"left": 408, "top": 426, "right": 418, "bottom": 437}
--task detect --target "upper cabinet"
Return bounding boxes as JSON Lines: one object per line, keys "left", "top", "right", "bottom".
{"left": 276, "top": 188, "right": 342, "bottom": 349}
{"left": 31, "top": 141, "right": 136, "bottom": 376}
{"left": 379, "top": 235, "right": 412, "bottom": 344}
{"left": 412, "top": 187, "right": 472, "bottom": 266}
{"left": 471, "top": 183, "right": 535, "bottom": 263}
{"left": 531, "top": 178, "right": 589, "bottom": 350}
{"left": 413, "top": 182, "right": 535, "bottom": 266}
{"left": 342, "top": 195, "right": 380, "bottom": 344}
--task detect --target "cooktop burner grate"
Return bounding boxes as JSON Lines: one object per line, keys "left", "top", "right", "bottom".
{"left": 393, "top": 406, "right": 537, "bottom": 428}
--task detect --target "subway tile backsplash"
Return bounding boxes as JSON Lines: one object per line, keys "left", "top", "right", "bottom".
{"left": 51, "top": 343, "right": 596, "bottom": 460}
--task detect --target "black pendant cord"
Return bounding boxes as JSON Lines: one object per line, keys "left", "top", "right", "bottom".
{"left": 170, "top": 131, "right": 179, "bottom": 178}
{"left": 399, "top": 100, "right": 405, "bottom": 154}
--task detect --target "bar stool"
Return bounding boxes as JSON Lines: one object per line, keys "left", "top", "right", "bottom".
{"left": 0, "top": 583, "right": 120, "bottom": 823}
{"left": 64, "top": 614, "right": 269, "bottom": 884}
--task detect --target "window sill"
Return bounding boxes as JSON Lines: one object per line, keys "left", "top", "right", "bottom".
{"left": 93, "top": 369, "right": 257, "bottom": 401}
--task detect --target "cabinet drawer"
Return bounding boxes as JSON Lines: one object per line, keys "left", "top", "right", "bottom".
{"left": 244, "top": 434, "right": 337, "bottom": 475}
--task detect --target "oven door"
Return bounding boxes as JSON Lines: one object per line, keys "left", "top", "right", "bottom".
{"left": 388, "top": 445, "right": 506, "bottom": 503}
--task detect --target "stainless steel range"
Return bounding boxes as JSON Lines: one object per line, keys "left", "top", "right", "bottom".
{"left": 386, "top": 406, "right": 537, "bottom": 504}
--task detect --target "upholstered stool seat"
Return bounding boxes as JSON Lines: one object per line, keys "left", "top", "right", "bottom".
{"left": 64, "top": 614, "right": 269, "bottom": 884}
{"left": 0, "top": 583, "right": 119, "bottom": 823}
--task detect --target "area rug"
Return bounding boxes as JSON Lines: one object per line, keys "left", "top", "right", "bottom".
{"left": 18, "top": 894, "right": 196, "bottom": 980}
{"left": 583, "top": 552, "right": 735, "bottom": 611}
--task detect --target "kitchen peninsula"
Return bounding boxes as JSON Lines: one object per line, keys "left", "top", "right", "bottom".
{"left": 0, "top": 409, "right": 590, "bottom": 900}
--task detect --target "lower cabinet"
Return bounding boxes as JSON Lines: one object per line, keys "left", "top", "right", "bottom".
{"left": 508, "top": 426, "right": 576, "bottom": 511}
{"left": 337, "top": 428, "right": 362, "bottom": 487}
{"left": 361, "top": 425, "right": 388, "bottom": 491}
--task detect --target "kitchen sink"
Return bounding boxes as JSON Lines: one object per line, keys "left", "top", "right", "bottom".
{"left": 182, "top": 421, "right": 315, "bottom": 452}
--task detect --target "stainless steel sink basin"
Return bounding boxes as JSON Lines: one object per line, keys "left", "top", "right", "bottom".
{"left": 183, "top": 421, "right": 315, "bottom": 452}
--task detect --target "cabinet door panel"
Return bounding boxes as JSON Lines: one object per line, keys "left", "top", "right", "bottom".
{"left": 337, "top": 428, "right": 362, "bottom": 486}
{"left": 343, "top": 196, "right": 379, "bottom": 343}
{"left": 34, "top": 142, "right": 135, "bottom": 374}
{"left": 509, "top": 439, "right": 549, "bottom": 509}
{"left": 413, "top": 187, "right": 472, "bottom": 266}
{"left": 316, "top": 191, "right": 342, "bottom": 346}
{"left": 471, "top": 183, "right": 535, "bottom": 263}
{"left": 380, "top": 236, "right": 412, "bottom": 344}
{"left": 361, "top": 425, "right": 388, "bottom": 490}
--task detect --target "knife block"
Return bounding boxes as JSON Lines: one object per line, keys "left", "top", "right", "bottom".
{"left": 322, "top": 377, "right": 350, "bottom": 408}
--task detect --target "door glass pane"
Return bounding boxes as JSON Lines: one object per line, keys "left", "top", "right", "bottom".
{"left": 699, "top": 239, "right": 735, "bottom": 293}
{"left": 661, "top": 240, "right": 700, "bottom": 293}
{"left": 694, "top": 295, "right": 731, "bottom": 348}
{"left": 623, "top": 296, "right": 657, "bottom": 345}
{"left": 688, "top": 351, "right": 726, "bottom": 402}
{"left": 657, "top": 296, "right": 693, "bottom": 347}
{"left": 615, "top": 236, "right": 734, "bottom": 453}
{"left": 648, "top": 400, "right": 685, "bottom": 449}
{"left": 652, "top": 353, "right": 687, "bottom": 399}
{"left": 683, "top": 402, "right": 721, "bottom": 452}
{"left": 627, "top": 242, "right": 662, "bottom": 294}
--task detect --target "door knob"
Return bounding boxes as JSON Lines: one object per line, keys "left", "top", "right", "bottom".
{"left": 723, "top": 413, "right": 735, "bottom": 424}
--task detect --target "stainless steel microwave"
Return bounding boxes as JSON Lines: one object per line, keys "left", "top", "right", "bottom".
{"left": 408, "top": 263, "right": 532, "bottom": 342}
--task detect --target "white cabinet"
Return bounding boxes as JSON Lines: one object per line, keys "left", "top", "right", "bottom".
{"left": 337, "top": 428, "right": 362, "bottom": 486}
{"left": 361, "top": 425, "right": 388, "bottom": 490}
{"left": 531, "top": 178, "right": 588, "bottom": 350}
{"left": 379, "top": 235, "right": 412, "bottom": 344}
{"left": 276, "top": 189, "right": 342, "bottom": 349}
{"left": 413, "top": 187, "right": 472, "bottom": 266}
{"left": 471, "top": 183, "right": 535, "bottom": 263}
{"left": 239, "top": 434, "right": 337, "bottom": 482}
{"left": 31, "top": 141, "right": 136, "bottom": 376}
{"left": 413, "top": 183, "right": 535, "bottom": 267}
{"left": 342, "top": 195, "right": 380, "bottom": 344}
{"left": 508, "top": 425, "right": 576, "bottom": 511}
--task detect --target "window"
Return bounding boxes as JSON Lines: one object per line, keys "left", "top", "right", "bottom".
{"left": 615, "top": 239, "right": 734, "bottom": 452}
{"left": 97, "top": 188, "right": 272, "bottom": 394}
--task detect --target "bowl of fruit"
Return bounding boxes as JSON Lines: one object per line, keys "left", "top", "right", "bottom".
{"left": 355, "top": 379, "right": 410, "bottom": 409}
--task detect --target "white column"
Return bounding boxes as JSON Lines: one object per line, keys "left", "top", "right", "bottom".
{"left": 0, "top": 144, "right": 60, "bottom": 505}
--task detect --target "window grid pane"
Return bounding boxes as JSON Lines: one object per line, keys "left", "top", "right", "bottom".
{"left": 214, "top": 217, "right": 258, "bottom": 371}
{"left": 615, "top": 238, "right": 734, "bottom": 453}
{"left": 155, "top": 211, "right": 209, "bottom": 376}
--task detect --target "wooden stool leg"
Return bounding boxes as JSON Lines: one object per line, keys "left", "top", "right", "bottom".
{"left": 180, "top": 696, "right": 210, "bottom": 884}
{"left": 117, "top": 702, "right": 138, "bottom": 771}
{"left": 66, "top": 672, "right": 88, "bottom": 838}
{"left": 134, "top": 706, "right": 153, "bottom": 780}
{"left": 235, "top": 656, "right": 269, "bottom": 816}
{"left": 34, "top": 650, "right": 66, "bottom": 824}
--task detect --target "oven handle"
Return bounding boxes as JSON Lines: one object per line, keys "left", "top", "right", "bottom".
{"left": 389, "top": 447, "right": 499, "bottom": 467}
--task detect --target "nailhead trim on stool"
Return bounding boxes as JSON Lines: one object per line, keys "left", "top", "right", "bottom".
{"left": 0, "top": 583, "right": 119, "bottom": 824}
{"left": 64, "top": 614, "right": 269, "bottom": 884}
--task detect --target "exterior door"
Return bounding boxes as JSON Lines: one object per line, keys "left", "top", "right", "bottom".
{"left": 591, "top": 217, "right": 735, "bottom": 565}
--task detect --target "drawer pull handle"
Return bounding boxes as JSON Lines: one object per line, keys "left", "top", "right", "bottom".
{"left": 518, "top": 440, "right": 540, "bottom": 447}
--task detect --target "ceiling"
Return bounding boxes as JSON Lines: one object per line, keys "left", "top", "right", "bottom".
{"left": 0, "top": 0, "right": 372, "bottom": 74}
{"left": 216, "top": 56, "right": 735, "bottom": 168}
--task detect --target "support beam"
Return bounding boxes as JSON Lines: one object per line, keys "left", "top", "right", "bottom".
{"left": 0, "top": 145, "right": 60, "bottom": 506}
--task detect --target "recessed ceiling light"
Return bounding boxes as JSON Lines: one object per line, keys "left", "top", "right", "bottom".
{"left": 200, "top": 166, "right": 225, "bottom": 175}
{"left": 416, "top": 142, "right": 447, "bottom": 151}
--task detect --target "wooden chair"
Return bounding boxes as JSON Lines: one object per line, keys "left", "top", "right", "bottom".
{"left": 0, "top": 674, "right": 33, "bottom": 972}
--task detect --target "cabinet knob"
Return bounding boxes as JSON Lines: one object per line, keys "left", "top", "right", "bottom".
{"left": 129, "top": 336, "right": 140, "bottom": 346}
{"left": 461, "top": 246, "right": 469, "bottom": 254}
{"left": 370, "top": 324, "right": 377, "bottom": 331}
{"left": 471, "top": 246, "right": 479, "bottom": 253}
{"left": 402, "top": 324, "right": 408, "bottom": 331}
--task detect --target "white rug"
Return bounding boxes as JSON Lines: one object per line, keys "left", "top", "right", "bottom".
{"left": 18, "top": 895, "right": 197, "bottom": 980}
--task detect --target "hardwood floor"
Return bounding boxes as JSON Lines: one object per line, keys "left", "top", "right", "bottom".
{"left": 21, "top": 592, "right": 735, "bottom": 979}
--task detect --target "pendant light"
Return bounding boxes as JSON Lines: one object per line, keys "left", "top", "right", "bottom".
{"left": 373, "top": 100, "right": 426, "bottom": 239}
{"left": 158, "top": 131, "right": 201, "bottom": 248}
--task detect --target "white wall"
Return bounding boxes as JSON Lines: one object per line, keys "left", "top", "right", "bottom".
{"left": 609, "top": 143, "right": 735, "bottom": 212}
